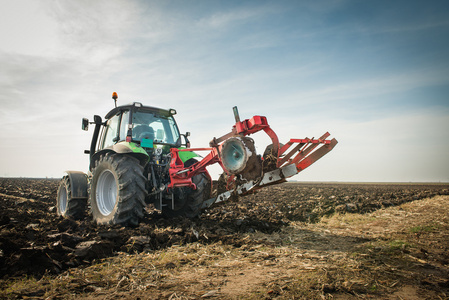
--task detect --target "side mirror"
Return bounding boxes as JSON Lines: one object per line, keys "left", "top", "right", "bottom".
{"left": 82, "top": 118, "right": 89, "bottom": 131}
{"left": 183, "top": 133, "right": 191, "bottom": 148}
{"left": 176, "top": 133, "right": 191, "bottom": 148}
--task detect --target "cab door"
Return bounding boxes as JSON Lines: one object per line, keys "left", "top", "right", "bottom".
{"left": 99, "top": 110, "right": 130, "bottom": 150}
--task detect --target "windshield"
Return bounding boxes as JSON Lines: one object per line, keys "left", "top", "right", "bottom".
{"left": 132, "top": 111, "right": 180, "bottom": 145}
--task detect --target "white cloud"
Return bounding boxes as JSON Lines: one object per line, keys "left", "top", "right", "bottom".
{"left": 293, "top": 108, "right": 449, "bottom": 182}
{"left": 43, "top": 0, "right": 139, "bottom": 65}
{"left": 197, "top": 5, "right": 278, "bottom": 30}
{"left": 0, "top": 0, "right": 59, "bottom": 57}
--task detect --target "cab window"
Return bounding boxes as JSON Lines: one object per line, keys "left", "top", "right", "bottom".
{"left": 132, "top": 111, "right": 180, "bottom": 144}
{"left": 119, "top": 110, "right": 130, "bottom": 142}
{"left": 102, "top": 114, "right": 120, "bottom": 148}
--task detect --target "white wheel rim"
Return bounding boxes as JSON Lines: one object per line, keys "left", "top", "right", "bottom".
{"left": 96, "top": 169, "right": 118, "bottom": 216}
{"left": 58, "top": 185, "right": 67, "bottom": 213}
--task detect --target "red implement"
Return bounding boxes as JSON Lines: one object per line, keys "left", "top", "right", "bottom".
{"left": 168, "top": 107, "right": 337, "bottom": 206}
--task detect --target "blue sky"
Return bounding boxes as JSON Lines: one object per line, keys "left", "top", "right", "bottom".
{"left": 0, "top": 0, "right": 448, "bottom": 182}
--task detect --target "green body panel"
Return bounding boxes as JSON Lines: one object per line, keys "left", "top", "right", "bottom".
{"left": 112, "top": 142, "right": 149, "bottom": 156}
{"left": 113, "top": 142, "right": 198, "bottom": 163}
{"left": 177, "top": 148, "right": 199, "bottom": 162}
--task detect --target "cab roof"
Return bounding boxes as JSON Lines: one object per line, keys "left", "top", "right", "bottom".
{"left": 104, "top": 102, "right": 175, "bottom": 120}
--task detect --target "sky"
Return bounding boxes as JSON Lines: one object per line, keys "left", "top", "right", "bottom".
{"left": 0, "top": 0, "right": 448, "bottom": 182}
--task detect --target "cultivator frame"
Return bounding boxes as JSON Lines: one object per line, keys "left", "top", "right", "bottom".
{"left": 169, "top": 107, "right": 337, "bottom": 208}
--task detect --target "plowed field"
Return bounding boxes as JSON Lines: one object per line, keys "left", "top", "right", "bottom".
{"left": 0, "top": 178, "right": 448, "bottom": 299}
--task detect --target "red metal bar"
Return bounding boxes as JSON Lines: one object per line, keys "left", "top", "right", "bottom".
{"left": 177, "top": 147, "right": 214, "bottom": 152}
{"left": 296, "top": 138, "right": 338, "bottom": 172}
{"left": 290, "top": 141, "right": 316, "bottom": 165}
{"left": 168, "top": 148, "right": 194, "bottom": 189}
{"left": 288, "top": 139, "right": 331, "bottom": 144}
{"left": 262, "top": 126, "right": 280, "bottom": 162}
{"left": 188, "top": 147, "right": 222, "bottom": 178}
{"left": 288, "top": 132, "right": 330, "bottom": 165}
{"left": 209, "top": 130, "right": 236, "bottom": 147}
{"left": 235, "top": 116, "right": 270, "bottom": 135}
{"left": 277, "top": 142, "right": 306, "bottom": 167}
{"left": 168, "top": 147, "right": 222, "bottom": 190}
{"left": 279, "top": 141, "right": 295, "bottom": 156}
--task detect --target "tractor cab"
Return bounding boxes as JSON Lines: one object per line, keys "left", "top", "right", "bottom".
{"left": 82, "top": 95, "right": 191, "bottom": 172}
{"left": 99, "top": 102, "right": 181, "bottom": 150}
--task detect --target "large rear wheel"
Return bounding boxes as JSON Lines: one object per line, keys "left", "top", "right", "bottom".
{"left": 90, "top": 153, "right": 147, "bottom": 226}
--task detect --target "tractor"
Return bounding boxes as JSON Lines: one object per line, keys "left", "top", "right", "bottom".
{"left": 56, "top": 93, "right": 337, "bottom": 226}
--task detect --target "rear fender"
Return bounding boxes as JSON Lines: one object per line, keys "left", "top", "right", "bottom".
{"left": 64, "top": 171, "right": 88, "bottom": 199}
{"left": 90, "top": 142, "right": 149, "bottom": 170}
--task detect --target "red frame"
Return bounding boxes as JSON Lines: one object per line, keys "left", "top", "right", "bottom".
{"left": 168, "top": 115, "right": 337, "bottom": 191}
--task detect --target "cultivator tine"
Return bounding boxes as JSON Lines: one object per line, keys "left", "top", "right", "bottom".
{"left": 277, "top": 142, "right": 306, "bottom": 167}
{"left": 291, "top": 140, "right": 319, "bottom": 166}
{"left": 296, "top": 138, "right": 338, "bottom": 172}
{"left": 275, "top": 132, "right": 335, "bottom": 173}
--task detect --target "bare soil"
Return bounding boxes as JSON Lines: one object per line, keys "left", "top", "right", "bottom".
{"left": 0, "top": 178, "right": 448, "bottom": 299}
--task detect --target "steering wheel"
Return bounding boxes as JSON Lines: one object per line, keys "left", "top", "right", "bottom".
{"left": 138, "top": 131, "right": 154, "bottom": 140}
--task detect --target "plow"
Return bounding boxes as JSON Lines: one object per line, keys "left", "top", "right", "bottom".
{"left": 170, "top": 106, "right": 338, "bottom": 209}
{"left": 56, "top": 93, "right": 337, "bottom": 226}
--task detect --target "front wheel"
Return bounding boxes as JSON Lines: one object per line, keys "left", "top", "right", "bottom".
{"left": 163, "top": 172, "right": 211, "bottom": 219}
{"left": 90, "top": 153, "right": 147, "bottom": 226}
